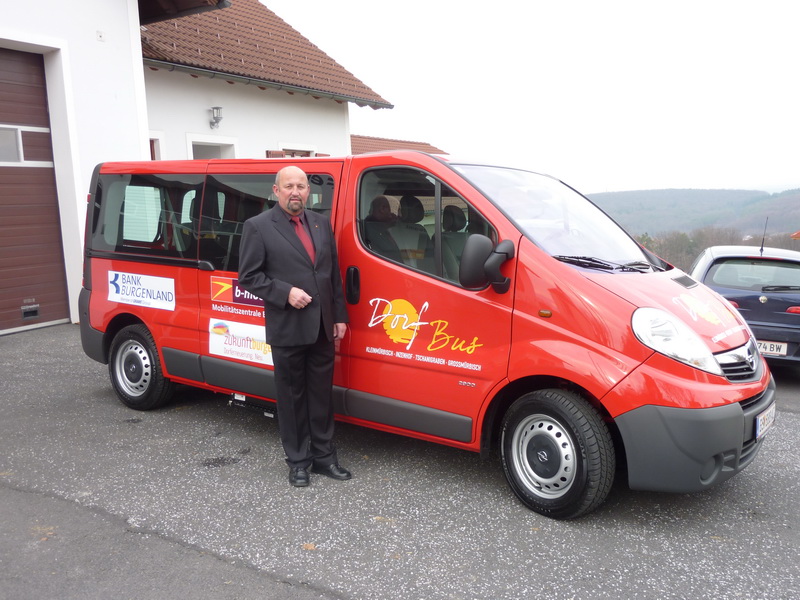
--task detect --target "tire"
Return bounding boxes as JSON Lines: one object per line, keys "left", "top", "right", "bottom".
{"left": 500, "top": 389, "right": 615, "bottom": 519}
{"left": 108, "top": 324, "right": 174, "bottom": 410}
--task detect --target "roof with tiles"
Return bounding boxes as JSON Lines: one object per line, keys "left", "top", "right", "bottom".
{"left": 351, "top": 135, "right": 447, "bottom": 155}
{"left": 140, "top": 0, "right": 392, "bottom": 109}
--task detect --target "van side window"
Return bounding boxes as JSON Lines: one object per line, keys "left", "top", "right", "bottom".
{"left": 200, "top": 172, "right": 336, "bottom": 272}
{"left": 90, "top": 173, "right": 205, "bottom": 259}
{"left": 358, "top": 168, "right": 495, "bottom": 283}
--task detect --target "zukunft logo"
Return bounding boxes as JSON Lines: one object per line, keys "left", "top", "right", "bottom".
{"left": 108, "top": 271, "right": 175, "bottom": 311}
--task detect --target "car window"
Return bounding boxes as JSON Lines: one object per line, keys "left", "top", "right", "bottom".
{"left": 91, "top": 173, "right": 205, "bottom": 260}
{"left": 358, "top": 167, "right": 495, "bottom": 283}
{"left": 707, "top": 258, "right": 800, "bottom": 291}
{"left": 199, "top": 173, "right": 335, "bottom": 272}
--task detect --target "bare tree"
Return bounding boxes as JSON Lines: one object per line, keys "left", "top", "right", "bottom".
{"left": 636, "top": 226, "right": 800, "bottom": 271}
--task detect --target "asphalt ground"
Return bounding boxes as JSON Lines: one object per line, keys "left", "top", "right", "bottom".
{"left": 1, "top": 324, "right": 799, "bottom": 600}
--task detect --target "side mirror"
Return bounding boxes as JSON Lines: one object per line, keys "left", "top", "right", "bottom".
{"left": 459, "top": 235, "right": 515, "bottom": 293}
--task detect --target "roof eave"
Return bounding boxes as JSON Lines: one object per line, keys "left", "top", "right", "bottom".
{"left": 139, "top": 0, "right": 232, "bottom": 25}
{"left": 143, "top": 58, "right": 394, "bottom": 110}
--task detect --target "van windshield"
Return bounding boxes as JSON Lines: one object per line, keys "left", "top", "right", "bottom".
{"left": 453, "top": 164, "right": 653, "bottom": 272}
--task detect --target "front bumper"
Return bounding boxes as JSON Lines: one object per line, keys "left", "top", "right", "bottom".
{"left": 615, "top": 375, "right": 776, "bottom": 493}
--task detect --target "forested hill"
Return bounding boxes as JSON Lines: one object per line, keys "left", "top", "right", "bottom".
{"left": 588, "top": 188, "right": 800, "bottom": 236}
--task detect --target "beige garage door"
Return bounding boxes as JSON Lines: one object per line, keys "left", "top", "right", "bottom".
{"left": 0, "top": 47, "right": 69, "bottom": 333}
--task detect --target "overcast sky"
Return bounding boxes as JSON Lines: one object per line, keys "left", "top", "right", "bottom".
{"left": 266, "top": 1, "right": 800, "bottom": 195}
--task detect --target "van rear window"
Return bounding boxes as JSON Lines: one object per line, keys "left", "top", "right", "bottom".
{"left": 90, "top": 171, "right": 335, "bottom": 272}
{"left": 90, "top": 173, "right": 205, "bottom": 260}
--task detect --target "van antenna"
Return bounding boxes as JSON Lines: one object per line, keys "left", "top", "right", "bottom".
{"left": 759, "top": 217, "right": 768, "bottom": 256}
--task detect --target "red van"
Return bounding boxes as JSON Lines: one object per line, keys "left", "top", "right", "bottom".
{"left": 80, "top": 151, "right": 776, "bottom": 518}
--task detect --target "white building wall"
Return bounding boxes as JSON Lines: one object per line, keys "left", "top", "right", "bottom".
{"left": 144, "top": 68, "right": 351, "bottom": 159}
{"left": 2, "top": 1, "right": 355, "bottom": 326}
{"left": 0, "top": 0, "right": 150, "bottom": 323}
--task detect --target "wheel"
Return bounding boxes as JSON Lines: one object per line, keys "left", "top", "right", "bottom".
{"left": 500, "top": 389, "right": 615, "bottom": 519}
{"left": 108, "top": 324, "right": 174, "bottom": 410}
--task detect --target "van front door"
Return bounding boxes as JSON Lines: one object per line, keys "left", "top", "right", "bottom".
{"left": 338, "top": 162, "right": 515, "bottom": 447}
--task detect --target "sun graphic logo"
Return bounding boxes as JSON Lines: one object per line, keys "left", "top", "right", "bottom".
{"left": 368, "top": 297, "right": 430, "bottom": 349}
{"left": 674, "top": 293, "right": 723, "bottom": 325}
{"left": 381, "top": 298, "right": 419, "bottom": 345}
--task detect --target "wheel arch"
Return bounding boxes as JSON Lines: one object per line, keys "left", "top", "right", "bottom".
{"left": 479, "top": 375, "right": 624, "bottom": 466}
{"left": 99, "top": 313, "right": 147, "bottom": 363}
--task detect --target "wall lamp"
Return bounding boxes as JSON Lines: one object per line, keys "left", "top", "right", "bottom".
{"left": 210, "top": 106, "right": 223, "bottom": 129}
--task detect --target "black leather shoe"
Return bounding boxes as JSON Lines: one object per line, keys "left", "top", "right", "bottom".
{"left": 312, "top": 463, "right": 352, "bottom": 481}
{"left": 289, "top": 467, "right": 310, "bottom": 487}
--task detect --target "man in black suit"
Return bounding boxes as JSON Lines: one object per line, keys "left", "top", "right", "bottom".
{"left": 238, "top": 166, "right": 350, "bottom": 487}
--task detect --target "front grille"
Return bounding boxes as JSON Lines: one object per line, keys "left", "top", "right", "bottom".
{"left": 716, "top": 339, "right": 761, "bottom": 382}
{"left": 740, "top": 438, "right": 759, "bottom": 461}
{"left": 739, "top": 388, "right": 768, "bottom": 412}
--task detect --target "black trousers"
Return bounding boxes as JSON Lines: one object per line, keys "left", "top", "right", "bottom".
{"left": 270, "top": 324, "right": 337, "bottom": 469}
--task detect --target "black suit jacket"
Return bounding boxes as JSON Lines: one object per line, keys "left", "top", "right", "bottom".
{"left": 238, "top": 206, "right": 348, "bottom": 346}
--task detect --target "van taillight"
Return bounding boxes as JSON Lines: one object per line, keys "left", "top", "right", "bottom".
{"left": 788, "top": 306, "right": 800, "bottom": 314}
{"left": 728, "top": 300, "right": 740, "bottom": 309}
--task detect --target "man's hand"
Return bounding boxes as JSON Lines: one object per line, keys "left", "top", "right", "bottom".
{"left": 288, "top": 287, "right": 312, "bottom": 309}
{"left": 333, "top": 323, "right": 347, "bottom": 340}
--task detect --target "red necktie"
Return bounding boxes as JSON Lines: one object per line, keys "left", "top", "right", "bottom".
{"left": 291, "top": 215, "right": 316, "bottom": 263}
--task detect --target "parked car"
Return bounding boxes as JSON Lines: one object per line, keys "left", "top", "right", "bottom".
{"left": 690, "top": 245, "right": 800, "bottom": 364}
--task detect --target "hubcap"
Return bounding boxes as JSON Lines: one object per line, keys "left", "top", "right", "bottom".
{"left": 511, "top": 414, "right": 576, "bottom": 499}
{"left": 528, "top": 434, "right": 561, "bottom": 479}
{"left": 114, "top": 341, "right": 151, "bottom": 398}
{"left": 123, "top": 354, "right": 143, "bottom": 383}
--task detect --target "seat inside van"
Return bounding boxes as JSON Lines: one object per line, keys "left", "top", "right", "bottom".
{"left": 442, "top": 204, "right": 468, "bottom": 261}
{"left": 390, "top": 195, "right": 432, "bottom": 270}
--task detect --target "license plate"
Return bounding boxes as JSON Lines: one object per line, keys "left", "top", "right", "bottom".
{"left": 756, "top": 340, "right": 788, "bottom": 356}
{"left": 755, "top": 402, "right": 776, "bottom": 440}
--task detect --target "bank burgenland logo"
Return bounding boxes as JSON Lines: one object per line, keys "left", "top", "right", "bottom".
{"left": 108, "top": 271, "right": 175, "bottom": 311}
{"left": 109, "top": 272, "right": 121, "bottom": 294}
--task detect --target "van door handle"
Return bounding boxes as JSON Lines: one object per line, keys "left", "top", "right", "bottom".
{"left": 346, "top": 266, "right": 360, "bottom": 304}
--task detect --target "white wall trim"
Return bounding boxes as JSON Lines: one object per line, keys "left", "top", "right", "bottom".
{"left": 186, "top": 132, "right": 239, "bottom": 157}
{"left": 0, "top": 161, "right": 55, "bottom": 168}
{"left": 149, "top": 129, "right": 166, "bottom": 159}
{"left": 127, "top": 0, "right": 151, "bottom": 158}
{"left": 0, "top": 124, "right": 51, "bottom": 133}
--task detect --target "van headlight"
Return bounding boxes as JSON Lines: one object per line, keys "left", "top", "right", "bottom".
{"left": 631, "top": 307, "right": 723, "bottom": 376}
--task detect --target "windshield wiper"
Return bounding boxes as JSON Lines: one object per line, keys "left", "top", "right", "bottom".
{"left": 554, "top": 255, "right": 654, "bottom": 273}
{"left": 619, "top": 261, "right": 657, "bottom": 273}
{"left": 761, "top": 285, "right": 800, "bottom": 292}
{"left": 553, "top": 255, "right": 615, "bottom": 271}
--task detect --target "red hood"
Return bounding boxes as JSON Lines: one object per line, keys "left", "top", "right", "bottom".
{"left": 583, "top": 269, "right": 751, "bottom": 353}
